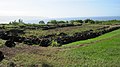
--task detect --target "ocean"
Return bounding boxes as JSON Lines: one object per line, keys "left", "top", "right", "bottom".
{"left": 0, "top": 16, "right": 120, "bottom": 24}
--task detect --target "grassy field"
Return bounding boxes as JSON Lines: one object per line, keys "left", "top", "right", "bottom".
{"left": 21, "top": 24, "right": 104, "bottom": 37}
{"left": 0, "top": 29, "right": 120, "bottom": 66}
{"left": 63, "top": 28, "right": 120, "bottom": 47}
{"left": 57, "top": 29, "right": 120, "bottom": 66}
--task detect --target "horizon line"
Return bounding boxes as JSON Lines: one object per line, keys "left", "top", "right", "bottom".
{"left": 0, "top": 15, "right": 120, "bottom": 18}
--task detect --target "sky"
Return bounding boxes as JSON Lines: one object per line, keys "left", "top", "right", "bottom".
{"left": 0, "top": 0, "right": 120, "bottom": 18}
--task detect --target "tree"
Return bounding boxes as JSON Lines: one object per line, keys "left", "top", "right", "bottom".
{"left": 84, "top": 19, "right": 91, "bottom": 23}
{"left": 70, "top": 20, "right": 83, "bottom": 24}
{"left": 18, "top": 19, "right": 24, "bottom": 23}
{"left": 58, "top": 21, "right": 66, "bottom": 24}
{"left": 66, "top": 21, "right": 69, "bottom": 23}
{"left": 11, "top": 20, "right": 19, "bottom": 25}
{"left": 89, "top": 20, "right": 95, "bottom": 24}
{"left": 47, "top": 20, "right": 57, "bottom": 25}
{"left": 9, "top": 19, "right": 25, "bottom": 25}
{"left": 39, "top": 20, "right": 45, "bottom": 24}
{"left": 76, "top": 20, "right": 83, "bottom": 23}
{"left": 9, "top": 22, "right": 12, "bottom": 24}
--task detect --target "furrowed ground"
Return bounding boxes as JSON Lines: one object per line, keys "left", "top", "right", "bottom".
{"left": 0, "top": 28, "right": 120, "bottom": 66}
{"left": 21, "top": 24, "right": 104, "bottom": 37}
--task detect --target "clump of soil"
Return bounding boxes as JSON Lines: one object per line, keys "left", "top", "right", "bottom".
{"left": 0, "top": 51, "right": 5, "bottom": 61}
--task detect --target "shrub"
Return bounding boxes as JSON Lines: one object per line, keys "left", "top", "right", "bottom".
{"left": 51, "top": 40, "right": 60, "bottom": 47}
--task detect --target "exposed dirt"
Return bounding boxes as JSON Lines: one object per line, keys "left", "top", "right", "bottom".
{"left": 0, "top": 44, "right": 64, "bottom": 61}
{"left": 0, "top": 32, "right": 119, "bottom": 62}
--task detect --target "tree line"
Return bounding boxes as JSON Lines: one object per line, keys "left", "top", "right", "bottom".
{"left": 9, "top": 19, "right": 120, "bottom": 25}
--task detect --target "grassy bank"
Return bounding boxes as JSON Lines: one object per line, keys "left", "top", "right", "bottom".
{"left": 0, "top": 29, "right": 120, "bottom": 67}
{"left": 55, "top": 29, "right": 120, "bottom": 66}
{"left": 63, "top": 29, "right": 120, "bottom": 47}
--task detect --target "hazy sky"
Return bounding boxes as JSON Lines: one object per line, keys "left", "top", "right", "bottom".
{"left": 0, "top": 0, "right": 120, "bottom": 18}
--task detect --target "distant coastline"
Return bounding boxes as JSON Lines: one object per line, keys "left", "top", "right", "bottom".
{"left": 0, "top": 16, "right": 120, "bottom": 24}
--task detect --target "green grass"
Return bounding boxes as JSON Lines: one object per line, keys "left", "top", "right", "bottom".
{"left": 41, "top": 29, "right": 120, "bottom": 67}
{"left": 53, "top": 29, "right": 120, "bottom": 66}
{"left": 22, "top": 24, "right": 104, "bottom": 37}
{"left": 0, "top": 29, "right": 120, "bottom": 67}
{"left": 63, "top": 29, "right": 120, "bottom": 47}
{"left": 0, "top": 39, "right": 5, "bottom": 47}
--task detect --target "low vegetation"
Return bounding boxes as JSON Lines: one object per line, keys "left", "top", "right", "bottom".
{"left": 0, "top": 28, "right": 120, "bottom": 67}
{"left": 0, "top": 19, "right": 120, "bottom": 66}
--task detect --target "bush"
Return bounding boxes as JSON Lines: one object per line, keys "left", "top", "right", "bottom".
{"left": 51, "top": 40, "right": 60, "bottom": 47}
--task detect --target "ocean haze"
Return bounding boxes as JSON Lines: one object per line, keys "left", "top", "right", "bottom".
{"left": 0, "top": 16, "right": 120, "bottom": 24}
{"left": 0, "top": 16, "right": 48, "bottom": 24}
{"left": 50, "top": 16, "right": 120, "bottom": 21}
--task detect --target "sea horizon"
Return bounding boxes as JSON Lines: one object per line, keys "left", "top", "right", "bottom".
{"left": 0, "top": 16, "right": 120, "bottom": 24}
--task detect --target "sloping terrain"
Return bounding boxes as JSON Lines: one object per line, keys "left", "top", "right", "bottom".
{"left": 0, "top": 29, "right": 120, "bottom": 67}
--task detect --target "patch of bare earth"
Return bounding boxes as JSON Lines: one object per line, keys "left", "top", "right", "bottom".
{"left": 0, "top": 44, "right": 64, "bottom": 60}
{"left": 0, "top": 33, "right": 118, "bottom": 61}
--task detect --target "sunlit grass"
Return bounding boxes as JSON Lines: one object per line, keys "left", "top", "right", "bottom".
{"left": 53, "top": 29, "right": 120, "bottom": 66}
{"left": 22, "top": 24, "right": 104, "bottom": 37}
{"left": 0, "top": 29, "right": 120, "bottom": 67}
{"left": 0, "top": 39, "right": 5, "bottom": 47}
{"left": 63, "top": 29, "right": 120, "bottom": 47}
